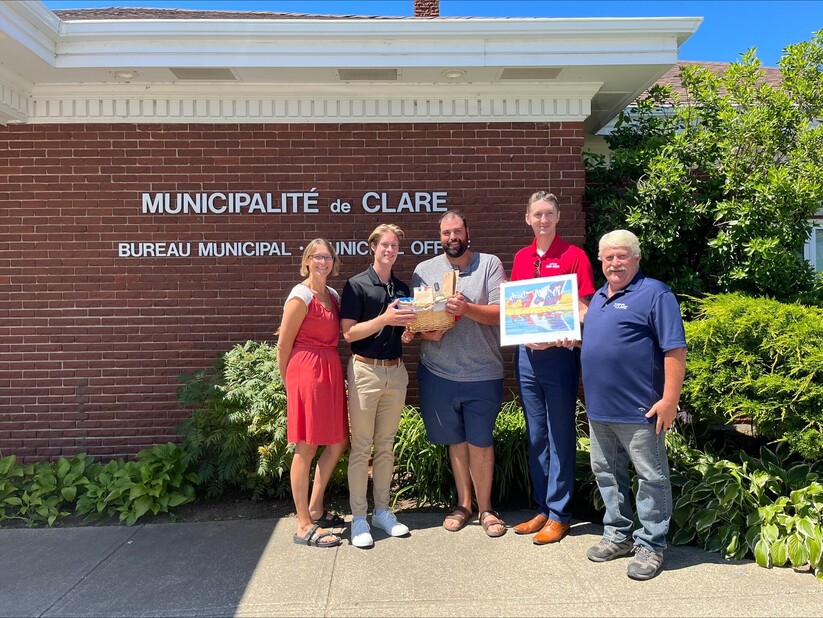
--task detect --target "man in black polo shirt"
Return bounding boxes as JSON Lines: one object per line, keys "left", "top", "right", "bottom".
{"left": 340, "top": 223, "right": 416, "bottom": 548}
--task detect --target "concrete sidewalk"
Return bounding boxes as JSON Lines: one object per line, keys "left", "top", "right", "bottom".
{"left": 2, "top": 512, "right": 821, "bottom": 617}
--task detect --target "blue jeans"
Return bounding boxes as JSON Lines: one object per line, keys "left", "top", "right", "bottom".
{"left": 515, "top": 346, "right": 579, "bottom": 523}
{"left": 588, "top": 420, "right": 671, "bottom": 553}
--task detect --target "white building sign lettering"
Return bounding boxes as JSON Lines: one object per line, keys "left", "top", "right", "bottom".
{"left": 121, "top": 190, "right": 450, "bottom": 258}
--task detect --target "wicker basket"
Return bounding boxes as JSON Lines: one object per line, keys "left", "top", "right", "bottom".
{"left": 399, "top": 298, "right": 456, "bottom": 333}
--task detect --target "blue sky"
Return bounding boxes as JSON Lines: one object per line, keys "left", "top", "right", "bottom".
{"left": 42, "top": 0, "right": 823, "bottom": 67}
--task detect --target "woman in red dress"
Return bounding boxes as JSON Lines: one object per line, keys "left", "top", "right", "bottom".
{"left": 277, "top": 239, "right": 349, "bottom": 548}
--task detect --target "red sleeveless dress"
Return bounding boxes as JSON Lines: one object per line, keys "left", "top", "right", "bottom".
{"left": 285, "top": 289, "right": 348, "bottom": 445}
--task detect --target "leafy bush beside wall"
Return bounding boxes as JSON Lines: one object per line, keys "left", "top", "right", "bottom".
{"left": 394, "top": 402, "right": 533, "bottom": 509}
{"left": 666, "top": 434, "right": 823, "bottom": 580}
{"left": 682, "top": 293, "right": 823, "bottom": 461}
{"left": 177, "top": 340, "right": 294, "bottom": 499}
{"left": 0, "top": 444, "right": 197, "bottom": 527}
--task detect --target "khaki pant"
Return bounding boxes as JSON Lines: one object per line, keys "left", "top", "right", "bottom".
{"left": 347, "top": 358, "right": 409, "bottom": 517}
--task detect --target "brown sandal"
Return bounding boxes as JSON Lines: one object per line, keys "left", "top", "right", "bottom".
{"left": 479, "top": 509, "right": 507, "bottom": 538}
{"left": 443, "top": 506, "right": 473, "bottom": 532}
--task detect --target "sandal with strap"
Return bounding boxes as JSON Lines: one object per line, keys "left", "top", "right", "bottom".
{"left": 313, "top": 510, "right": 345, "bottom": 527}
{"left": 293, "top": 523, "right": 342, "bottom": 548}
{"left": 479, "top": 509, "right": 507, "bottom": 538}
{"left": 443, "top": 505, "right": 473, "bottom": 532}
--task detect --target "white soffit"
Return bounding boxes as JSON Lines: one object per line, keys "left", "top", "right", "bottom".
{"left": 0, "top": 1, "right": 702, "bottom": 126}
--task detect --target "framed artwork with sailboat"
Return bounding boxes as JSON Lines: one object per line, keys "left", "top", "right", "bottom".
{"left": 499, "top": 274, "right": 581, "bottom": 346}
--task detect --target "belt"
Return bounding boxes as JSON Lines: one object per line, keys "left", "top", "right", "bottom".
{"left": 353, "top": 354, "right": 402, "bottom": 367}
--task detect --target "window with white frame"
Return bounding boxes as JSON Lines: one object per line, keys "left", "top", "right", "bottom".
{"left": 804, "top": 213, "right": 823, "bottom": 273}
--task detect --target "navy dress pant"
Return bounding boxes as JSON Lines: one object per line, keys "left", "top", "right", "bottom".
{"left": 514, "top": 345, "right": 579, "bottom": 523}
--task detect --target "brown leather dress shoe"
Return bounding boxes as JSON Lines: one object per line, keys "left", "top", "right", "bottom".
{"left": 513, "top": 513, "right": 549, "bottom": 535}
{"left": 533, "top": 519, "right": 571, "bottom": 545}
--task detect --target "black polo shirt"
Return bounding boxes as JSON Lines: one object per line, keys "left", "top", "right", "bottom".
{"left": 340, "top": 266, "right": 410, "bottom": 360}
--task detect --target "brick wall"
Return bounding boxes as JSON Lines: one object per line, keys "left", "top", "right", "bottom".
{"left": 0, "top": 121, "right": 586, "bottom": 460}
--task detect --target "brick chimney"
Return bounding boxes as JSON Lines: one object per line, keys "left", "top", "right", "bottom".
{"left": 414, "top": 0, "right": 439, "bottom": 17}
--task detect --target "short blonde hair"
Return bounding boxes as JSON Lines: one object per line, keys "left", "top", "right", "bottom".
{"left": 527, "top": 190, "right": 560, "bottom": 214}
{"left": 300, "top": 238, "right": 340, "bottom": 276}
{"left": 368, "top": 223, "right": 405, "bottom": 249}
{"left": 598, "top": 230, "right": 641, "bottom": 260}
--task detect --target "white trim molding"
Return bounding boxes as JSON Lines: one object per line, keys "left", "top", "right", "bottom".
{"left": 26, "top": 82, "right": 601, "bottom": 123}
{"left": 0, "top": 1, "right": 701, "bottom": 126}
{"left": 24, "top": 95, "right": 594, "bottom": 124}
{"left": 0, "top": 73, "right": 30, "bottom": 123}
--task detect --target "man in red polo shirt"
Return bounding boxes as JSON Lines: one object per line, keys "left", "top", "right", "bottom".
{"left": 509, "top": 191, "right": 595, "bottom": 545}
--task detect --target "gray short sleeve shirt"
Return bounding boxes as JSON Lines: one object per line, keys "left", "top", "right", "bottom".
{"left": 411, "top": 252, "right": 505, "bottom": 382}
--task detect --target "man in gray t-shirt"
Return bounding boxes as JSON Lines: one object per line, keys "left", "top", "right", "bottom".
{"left": 408, "top": 210, "right": 507, "bottom": 538}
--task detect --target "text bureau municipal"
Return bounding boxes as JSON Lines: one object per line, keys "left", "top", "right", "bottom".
{"left": 117, "top": 242, "right": 292, "bottom": 257}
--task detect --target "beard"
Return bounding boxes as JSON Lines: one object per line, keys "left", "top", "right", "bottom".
{"left": 444, "top": 238, "right": 468, "bottom": 258}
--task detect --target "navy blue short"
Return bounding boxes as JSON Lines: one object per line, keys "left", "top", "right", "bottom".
{"left": 417, "top": 363, "right": 504, "bottom": 447}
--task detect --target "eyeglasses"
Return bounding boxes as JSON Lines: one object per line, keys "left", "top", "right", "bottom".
{"left": 386, "top": 280, "right": 395, "bottom": 300}
{"left": 534, "top": 259, "right": 541, "bottom": 277}
{"left": 310, "top": 255, "right": 334, "bottom": 263}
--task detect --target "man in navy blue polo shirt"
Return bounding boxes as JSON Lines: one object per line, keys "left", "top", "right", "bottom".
{"left": 581, "top": 229, "right": 687, "bottom": 581}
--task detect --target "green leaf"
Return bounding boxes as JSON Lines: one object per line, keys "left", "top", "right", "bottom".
{"left": 725, "top": 531, "right": 740, "bottom": 557}
{"left": 0, "top": 455, "right": 18, "bottom": 475}
{"left": 129, "top": 485, "right": 148, "bottom": 500}
{"left": 133, "top": 496, "right": 151, "bottom": 519}
{"left": 787, "top": 533, "right": 811, "bottom": 568}
{"left": 796, "top": 517, "right": 817, "bottom": 538}
{"left": 718, "top": 483, "right": 740, "bottom": 507}
{"left": 673, "top": 504, "right": 695, "bottom": 528}
{"left": 167, "top": 493, "right": 190, "bottom": 508}
{"left": 762, "top": 523, "right": 780, "bottom": 543}
{"left": 754, "top": 538, "right": 771, "bottom": 568}
{"left": 694, "top": 508, "right": 719, "bottom": 533}
{"left": 746, "top": 510, "right": 764, "bottom": 527}
{"left": 808, "top": 535, "right": 822, "bottom": 567}
{"left": 704, "top": 533, "right": 724, "bottom": 553}
{"left": 672, "top": 527, "right": 697, "bottom": 545}
{"left": 769, "top": 538, "right": 788, "bottom": 566}
{"left": 759, "top": 446, "right": 781, "bottom": 469}
{"left": 786, "top": 464, "right": 812, "bottom": 488}
{"left": 61, "top": 487, "right": 77, "bottom": 503}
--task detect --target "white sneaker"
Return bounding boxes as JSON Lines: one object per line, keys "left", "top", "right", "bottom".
{"left": 351, "top": 517, "right": 373, "bottom": 548}
{"left": 371, "top": 510, "right": 410, "bottom": 537}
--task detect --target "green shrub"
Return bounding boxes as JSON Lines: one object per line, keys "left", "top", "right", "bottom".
{"left": 668, "top": 434, "right": 823, "bottom": 580}
{"left": 0, "top": 455, "right": 24, "bottom": 524}
{"left": 75, "top": 459, "right": 127, "bottom": 521}
{"left": 76, "top": 443, "right": 197, "bottom": 526}
{"left": 0, "top": 446, "right": 196, "bottom": 528}
{"left": 491, "top": 399, "right": 531, "bottom": 505}
{"left": 683, "top": 293, "right": 823, "bottom": 460}
{"left": 177, "top": 340, "right": 293, "bottom": 499}
{"left": 394, "top": 399, "right": 581, "bottom": 509}
{"left": 17, "top": 454, "right": 94, "bottom": 526}
{"left": 585, "top": 37, "right": 823, "bottom": 302}
{"left": 392, "top": 407, "right": 454, "bottom": 508}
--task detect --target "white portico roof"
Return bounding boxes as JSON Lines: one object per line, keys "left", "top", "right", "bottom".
{"left": 0, "top": 1, "right": 701, "bottom": 131}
